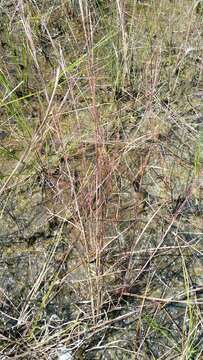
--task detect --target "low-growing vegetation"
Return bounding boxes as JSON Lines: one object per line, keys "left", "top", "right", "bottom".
{"left": 0, "top": 0, "right": 203, "bottom": 359}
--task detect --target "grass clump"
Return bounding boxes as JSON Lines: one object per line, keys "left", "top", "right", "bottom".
{"left": 0, "top": 1, "right": 203, "bottom": 359}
